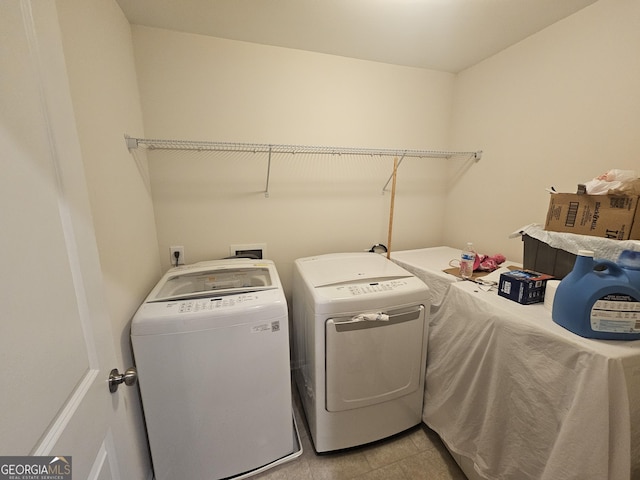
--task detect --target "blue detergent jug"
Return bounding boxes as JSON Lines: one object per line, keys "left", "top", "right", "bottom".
{"left": 552, "top": 249, "right": 640, "bottom": 340}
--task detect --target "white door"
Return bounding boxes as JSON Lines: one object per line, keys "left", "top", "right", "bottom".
{"left": 1, "top": 1, "right": 131, "bottom": 478}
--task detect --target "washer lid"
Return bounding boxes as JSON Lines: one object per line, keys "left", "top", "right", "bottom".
{"left": 296, "top": 252, "right": 412, "bottom": 287}
{"left": 148, "top": 259, "right": 277, "bottom": 302}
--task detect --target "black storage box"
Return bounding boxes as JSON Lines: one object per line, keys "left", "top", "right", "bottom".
{"left": 522, "top": 235, "right": 576, "bottom": 279}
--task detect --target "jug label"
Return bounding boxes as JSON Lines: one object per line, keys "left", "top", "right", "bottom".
{"left": 590, "top": 294, "right": 640, "bottom": 333}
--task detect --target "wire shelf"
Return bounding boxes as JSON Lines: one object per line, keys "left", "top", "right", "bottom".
{"left": 124, "top": 135, "right": 482, "bottom": 196}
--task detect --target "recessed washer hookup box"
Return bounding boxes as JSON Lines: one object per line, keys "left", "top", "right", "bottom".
{"left": 498, "top": 269, "right": 554, "bottom": 305}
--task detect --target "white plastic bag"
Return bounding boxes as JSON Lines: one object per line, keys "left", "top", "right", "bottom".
{"left": 584, "top": 169, "right": 638, "bottom": 195}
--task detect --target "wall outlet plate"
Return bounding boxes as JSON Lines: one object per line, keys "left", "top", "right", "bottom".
{"left": 170, "top": 246, "right": 185, "bottom": 265}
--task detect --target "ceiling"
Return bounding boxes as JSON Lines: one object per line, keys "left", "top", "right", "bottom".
{"left": 116, "top": 0, "right": 599, "bottom": 73}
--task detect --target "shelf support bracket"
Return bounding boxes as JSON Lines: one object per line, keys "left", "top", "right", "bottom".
{"left": 381, "top": 152, "right": 406, "bottom": 194}
{"left": 125, "top": 134, "right": 139, "bottom": 151}
{"left": 264, "top": 146, "right": 272, "bottom": 198}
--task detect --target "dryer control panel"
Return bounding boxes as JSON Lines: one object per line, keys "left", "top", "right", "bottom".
{"left": 345, "top": 280, "right": 410, "bottom": 296}
{"left": 311, "top": 275, "right": 429, "bottom": 313}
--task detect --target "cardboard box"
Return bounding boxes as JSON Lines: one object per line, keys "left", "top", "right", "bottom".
{"left": 498, "top": 269, "right": 554, "bottom": 305}
{"left": 522, "top": 235, "right": 576, "bottom": 279}
{"left": 544, "top": 193, "right": 640, "bottom": 240}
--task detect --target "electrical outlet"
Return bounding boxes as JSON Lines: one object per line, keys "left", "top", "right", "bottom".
{"left": 170, "top": 246, "right": 185, "bottom": 266}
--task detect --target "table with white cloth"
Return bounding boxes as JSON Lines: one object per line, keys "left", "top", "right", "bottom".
{"left": 429, "top": 281, "right": 640, "bottom": 480}
{"left": 391, "top": 247, "right": 463, "bottom": 305}
{"left": 391, "top": 247, "right": 640, "bottom": 480}
{"left": 390, "top": 247, "right": 520, "bottom": 305}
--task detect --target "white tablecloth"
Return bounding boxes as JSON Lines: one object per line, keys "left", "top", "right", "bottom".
{"left": 391, "top": 247, "right": 640, "bottom": 480}
{"left": 390, "top": 247, "right": 463, "bottom": 305}
{"left": 426, "top": 281, "right": 640, "bottom": 480}
{"left": 391, "top": 247, "right": 519, "bottom": 306}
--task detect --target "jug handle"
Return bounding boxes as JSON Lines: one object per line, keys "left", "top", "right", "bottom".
{"left": 593, "top": 259, "right": 624, "bottom": 276}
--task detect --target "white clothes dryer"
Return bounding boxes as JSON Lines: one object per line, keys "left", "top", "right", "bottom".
{"left": 292, "top": 252, "right": 430, "bottom": 452}
{"left": 131, "top": 259, "right": 300, "bottom": 480}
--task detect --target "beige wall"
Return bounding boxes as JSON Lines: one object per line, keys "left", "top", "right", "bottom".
{"left": 133, "top": 0, "right": 640, "bottom": 290}
{"left": 132, "top": 27, "right": 458, "bottom": 291}
{"left": 56, "top": 1, "right": 160, "bottom": 477}
{"left": 445, "top": 0, "right": 640, "bottom": 261}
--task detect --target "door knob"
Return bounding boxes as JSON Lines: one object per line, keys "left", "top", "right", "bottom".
{"left": 108, "top": 367, "right": 137, "bottom": 393}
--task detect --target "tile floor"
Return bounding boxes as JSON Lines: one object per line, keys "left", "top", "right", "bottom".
{"left": 253, "top": 388, "right": 468, "bottom": 480}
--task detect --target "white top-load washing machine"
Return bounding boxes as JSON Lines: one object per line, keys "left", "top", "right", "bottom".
{"left": 131, "top": 259, "right": 299, "bottom": 480}
{"left": 292, "top": 252, "right": 430, "bottom": 452}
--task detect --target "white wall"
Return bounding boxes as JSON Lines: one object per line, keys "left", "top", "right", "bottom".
{"left": 55, "top": 1, "right": 160, "bottom": 477}
{"left": 132, "top": 26, "right": 458, "bottom": 291}
{"left": 445, "top": 0, "right": 640, "bottom": 261}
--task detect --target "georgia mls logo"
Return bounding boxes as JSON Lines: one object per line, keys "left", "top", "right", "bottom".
{"left": 0, "top": 456, "right": 72, "bottom": 480}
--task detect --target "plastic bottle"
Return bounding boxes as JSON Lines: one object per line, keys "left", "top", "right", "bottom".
{"left": 459, "top": 242, "right": 476, "bottom": 279}
{"left": 552, "top": 249, "right": 640, "bottom": 340}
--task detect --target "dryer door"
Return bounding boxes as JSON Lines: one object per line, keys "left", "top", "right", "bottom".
{"left": 325, "top": 305, "right": 426, "bottom": 412}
